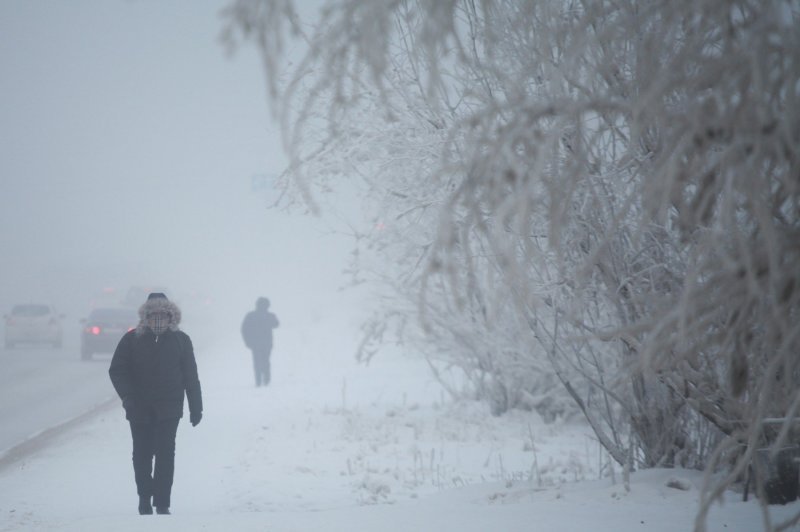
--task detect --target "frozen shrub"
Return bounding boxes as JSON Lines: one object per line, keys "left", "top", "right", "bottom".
{"left": 223, "top": 1, "right": 800, "bottom": 529}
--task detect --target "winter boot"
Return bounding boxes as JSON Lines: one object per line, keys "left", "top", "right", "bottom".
{"left": 156, "top": 507, "right": 171, "bottom": 515}
{"left": 138, "top": 496, "right": 153, "bottom": 515}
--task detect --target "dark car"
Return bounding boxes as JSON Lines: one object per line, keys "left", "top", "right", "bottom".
{"left": 122, "top": 285, "right": 169, "bottom": 308}
{"left": 81, "top": 308, "right": 138, "bottom": 360}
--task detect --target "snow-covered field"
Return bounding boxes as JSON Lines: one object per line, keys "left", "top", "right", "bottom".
{"left": 0, "top": 318, "right": 796, "bottom": 532}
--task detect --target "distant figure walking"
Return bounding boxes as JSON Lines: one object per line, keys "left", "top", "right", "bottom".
{"left": 241, "top": 297, "right": 280, "bottom": 387}
{"left": 108, "top": 292, "right": 203, "bottom": 516}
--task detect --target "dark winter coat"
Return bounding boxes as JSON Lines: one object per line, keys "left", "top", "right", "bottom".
{"left": 241, "top": 309, "right": 279, "bottom": 352}
{"left": 109, "top": 298, "right": 202, "bottom": 423}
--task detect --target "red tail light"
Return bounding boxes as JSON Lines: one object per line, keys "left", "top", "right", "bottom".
{"left": 90, "top": 326, "right": 101, "bottom": 335}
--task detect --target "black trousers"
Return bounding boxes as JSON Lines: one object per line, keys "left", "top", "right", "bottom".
{"left": 129, "top": 416, "right": 180, "bottom": 508}
{"left": 251, "top": 347, "right": 272, "bottom": 386}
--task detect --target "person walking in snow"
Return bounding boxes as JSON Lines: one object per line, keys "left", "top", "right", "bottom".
{"left": 241, "top": 296, "right": 280, "bottom": 387}
{"left": 109, "top": 292, "right": 203, "bottom": 516}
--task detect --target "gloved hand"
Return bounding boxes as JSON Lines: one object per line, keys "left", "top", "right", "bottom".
{"left": 190, "top": 411, "right": 202, "bottom": 427}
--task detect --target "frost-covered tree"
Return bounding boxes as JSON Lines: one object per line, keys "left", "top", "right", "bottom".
{"left": 222, "top": 1, "right": 800, "bottom": 529}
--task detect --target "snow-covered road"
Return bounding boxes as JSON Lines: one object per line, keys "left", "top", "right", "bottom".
{"left": 0, "top": 344, "right": 113, "bottom": 456}
{"left": 0, "top": 330, "right": 797, "bottom": 531}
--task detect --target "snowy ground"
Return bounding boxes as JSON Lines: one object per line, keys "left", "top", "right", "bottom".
{"left": 0, "top": 319, "right": 797, "bottom": 531}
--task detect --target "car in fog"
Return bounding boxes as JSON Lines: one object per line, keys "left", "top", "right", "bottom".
{"left": 80, "top": 307, "right": 138, "bottom": 360}
{"left": 122, "top": 285, "right": 169, "bottom": 308}
{"left": 4, "top": 304, "right": 64, "bottom": 349}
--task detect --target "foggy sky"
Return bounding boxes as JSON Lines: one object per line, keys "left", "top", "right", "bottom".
{"left": 0, "top": 1, "right": 355, "bottom": 333}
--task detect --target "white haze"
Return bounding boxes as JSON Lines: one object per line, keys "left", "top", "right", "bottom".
{"left": 1, "top": 3, "right": 798, "bottom": 530}
{"left": 0, "top": 0, "right": 357, "bottom": 339}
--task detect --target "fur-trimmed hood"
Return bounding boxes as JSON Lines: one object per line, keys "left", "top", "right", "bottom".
{"left": 136, "top": 297, "right": 182, "bottom": 336}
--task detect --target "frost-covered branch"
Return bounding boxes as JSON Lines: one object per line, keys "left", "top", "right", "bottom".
{"left": 225, "top": 1, "right": 800, "bottom": 527}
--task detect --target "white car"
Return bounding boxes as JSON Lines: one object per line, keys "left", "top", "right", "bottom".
{"left": 4, "top": 304, "right": 64, "bottom": 348}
